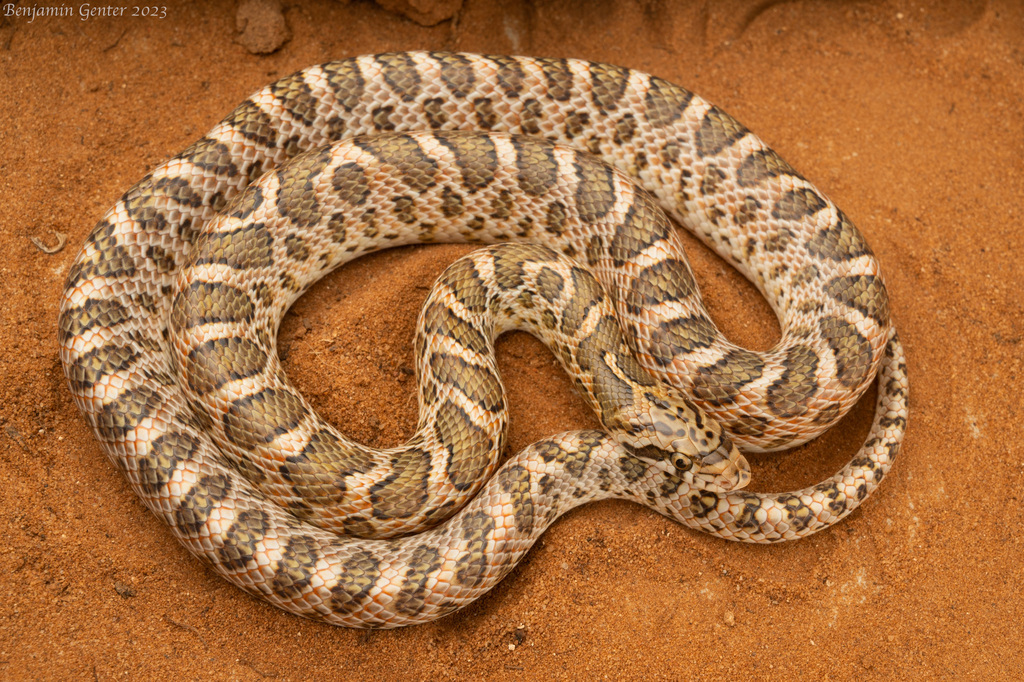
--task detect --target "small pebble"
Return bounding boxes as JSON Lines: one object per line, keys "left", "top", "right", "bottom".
{"left": 114, "top": 582, "right": 136, "bottom": 599}
{"left": 235, "top": 0, "right": 290, "bottom": 54}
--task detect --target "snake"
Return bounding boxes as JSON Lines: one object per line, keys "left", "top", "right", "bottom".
{"left": 58, "top": 52, "right": 908, "bottom": 628}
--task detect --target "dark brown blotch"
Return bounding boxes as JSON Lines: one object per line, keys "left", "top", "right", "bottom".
{"left": 560, "top": 266, "right": 604, "bottom": 337}
{"left": 536, "top": 57, "right": 573, "bottom": 101}
{"left": 172, "top": 281, "right": 254, "bottom": 332}
{"left": 766, "top": 345, "right": 820, "bottom": 418}
{"left": 589, "top": 61, "right": 631, "bottom": 111}
{"left": 138, "top": 430, "right": 196, "bottom": 495}
{"left": 433, "top": 52, "right": 476, "bottom": 98}
{"left": 228, "top": 184, "right": 265, "bottom": 220}
{"left": 223, "top": 388, "right": 307, "bottom": 451}
{"left": 624, "top": 258, "right": 697, "bottom": 315}
{"left": 498, "top": 465, "right": 533, "bottom": 535}
{"left": 564, "top": 111, "right": 590, "bottom": 139}
{"left": 434, "top": 399, "right": 495, "bottom": 492}
{"left": 771, "top": 187, "right": 827, "bottom": 222}
{"left": 420, "top": 301, "right": 489, "bottom": 355}
{"left": 180, "top": 138, "right": 238, "bottom": 178}
{"left": 394, "top": 545, "right": 442, "bottom": 616}
{"left": 512, "top": 137, "right": 558, "bottom": 196}
{"left": 185, "top": 337, "right": 268, "bottom": 397}
{"left": 537, "top": 433, "right": 595, "bottom": 478}
{"left": 737, "top": 148, "right": 799, "bottom": 187}
{"left": 614, "top": 113, "right": 638, "bottom": 144}
{"left": 544, "top": 201, "right": 567, "bottom": 235}
{"left": 609, "top": 195, "right": 672, "bottom": 267}
{"left": 59, "top": 297, "right": 132, "bottom": 345}
{"left": 536, "top": 266, "right": 565, "bottom": 303}
{"left": 644, "top": 77, "right": 695, "bottom": 128}
{"left": 276, "top": 148, "right": 331, "bottom": 228}
{"left": 370, "top": 448, "right": 431, "bottom": 519}
{"left": 66, "top": 221, "right": 136, "bottom": 288}
{"left": 700, "top": 164, "right": 726, "bottom": 196}
{"left": 806, "top": 211, "right": 874, "bottom": 262}
{"left": 778, "top": 495, "right": 814, "bottom": 531}
{"left": 329, "top": 549, "right": 380, "bottom": 615}
{"left": 583, "top": 350, "right": 637, "bottom": 427}
{"left": 442, "top": 257, "right": 488, "bottom": 313}
{"left": 376, "top": 52, "right": 422, "bottom": 101}
{"left": 825, "top": 275, "right": 890, "bottom": 326}
{"left": 371, "top": 105, "right": 395, "bottom": 131}
{"left": 423, "top": 97, "right": 447, "bottom": 129}
{"left": 270, "top": 72, "right": 318, "bottom": 127}
{"left": 285, "top": 233, "right": 311, "bottom": 260}
{"left": 322, "top": 58, "right": 366, "bottom": 112}
{"left": 490, "top": 188, "right": 514, "bottom": 219}
{"left": 430, "top": 353, "right": 504, "bottom": 413}
{"left": 695, "top": 105, "right": 749, "bottom": 158}
{"left": 574, "top": 154, "right": 617, "bottom": 223}
{"left": 332, "top": 162, "right": 370, "bottom": 206}
{"left": 358, "top": 135, "right": 438, "bottom": 192}
{"left": 441, "top": 186, "right": 465, "bottom": 217}
{"left": 454, "top": 510, "right": 495, "bottom": 587}
{"left": 691, "top": 349, "right": 765, "bottom": 406}
{"left": 193, "top": 223, "right": 274, "bottom": 270}
{"left": 270, "top": 534, "right": 321, "bottom": 599}
{"left": 391, "top": 195, "right": 417, "bottom": 224}
{"left": 486, "top": 54, "right": 527, "bottom": 96}
{"left": 217, "top": 509, "right": 270, "bottom": 571}
{"left": 520, "top": 98, "right": 543, "bottom": 135}
{"left": 473, "top": 97, "right": 497, "bottom": 129}
{"left": 225, "top": 99, "right": 277, "bottom": 148}
{"left": 819, "top": 316, "right": 873, "bottom": 388}
{"left": 437, "top": 133, "right": 498, "bottom": 191}
{"left": 68, "top": 343, "right": 140, "bottom": 392}
{"left": 92, "top": 385, "right": 162, "bottom": 442}
{"left": 174, "top": 473, "right": 231, "bottom": 538}
{"left": 619, "top": 454, "right": 647, "bottom": 483}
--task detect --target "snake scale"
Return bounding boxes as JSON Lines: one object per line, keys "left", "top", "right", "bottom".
{"left": 58, "top": 52, "right": 908, "bottom": 628}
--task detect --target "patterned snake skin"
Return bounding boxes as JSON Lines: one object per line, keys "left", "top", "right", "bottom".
{"left": 58, "top": 52, "right": 908, "bottom": 627}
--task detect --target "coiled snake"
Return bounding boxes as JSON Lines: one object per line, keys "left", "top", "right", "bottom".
{"left": 58, "top": 52, "right": 908, "bottom": 628}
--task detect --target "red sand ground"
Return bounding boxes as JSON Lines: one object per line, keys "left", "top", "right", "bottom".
{"left": 1, "top": 1, "right": 1022, "bottom": 678}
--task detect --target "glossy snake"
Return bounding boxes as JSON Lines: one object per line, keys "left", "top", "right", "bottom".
{"left": 59, "top": 52, "right": 907, "bottom": 627}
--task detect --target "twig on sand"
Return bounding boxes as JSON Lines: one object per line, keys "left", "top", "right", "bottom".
{"left": 31, "top": 230, "right": 67, "bottom": 254}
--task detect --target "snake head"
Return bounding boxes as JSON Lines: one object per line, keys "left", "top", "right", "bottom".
{"left": 616, "top": 389, "right": 750, "bottom": 493}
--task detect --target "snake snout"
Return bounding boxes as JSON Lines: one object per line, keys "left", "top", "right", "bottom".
{"left": 688, "top": 437, "right": 751, "bottom": 493}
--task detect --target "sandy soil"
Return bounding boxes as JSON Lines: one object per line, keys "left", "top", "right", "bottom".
{"left": 2, "top": 0, "right": 1022, "bottom": 678}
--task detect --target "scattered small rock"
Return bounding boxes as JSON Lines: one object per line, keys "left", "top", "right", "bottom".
{"left": 236, "top": 0, "right": 290, "bottom": 55}
{"left": 374, "top": 0, "right": 461, "bottom": 26}
{"left": 723, "top": 610, "right": 735, "bottom": 627}
{"left": 114, "top": 582, "right": 136, "bottom": 599}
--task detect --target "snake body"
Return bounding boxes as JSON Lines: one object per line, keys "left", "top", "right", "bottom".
{"left": 58, "top": 52, "right": 907, "bottom": 627}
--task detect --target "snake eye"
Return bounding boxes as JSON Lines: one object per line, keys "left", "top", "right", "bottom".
{"left": 672, "top": 454, "right": 691, "bottom": 471}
